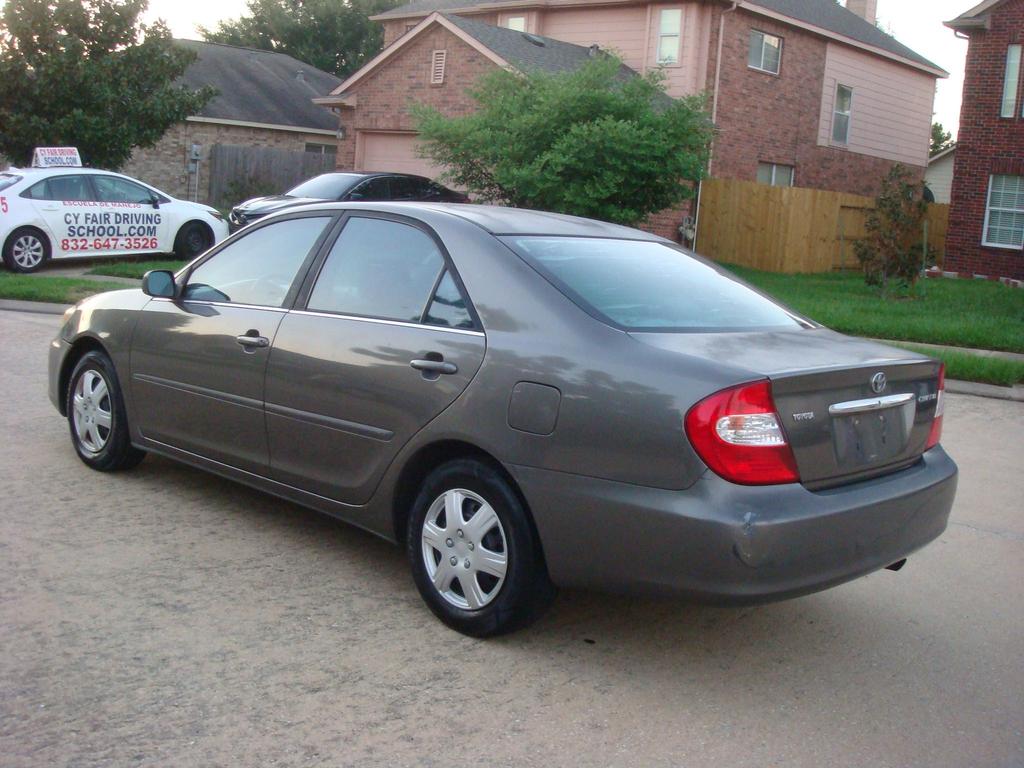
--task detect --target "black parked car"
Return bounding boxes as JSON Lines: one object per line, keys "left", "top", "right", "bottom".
{"left": 228, "top": 172, "right": 469, "bottom": 231}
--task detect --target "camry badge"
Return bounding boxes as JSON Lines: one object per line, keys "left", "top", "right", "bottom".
{"left": 870, "top": 372, "right": 887, "bottom": 394}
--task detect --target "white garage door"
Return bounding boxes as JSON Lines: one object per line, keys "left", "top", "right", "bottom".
{"left": 358, "top": 132, "right": 443, "bottom": 179}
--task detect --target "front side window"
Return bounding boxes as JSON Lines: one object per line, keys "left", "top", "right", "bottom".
{"left": 24, "top": 175, "right": 93, "bottom": 201}
{"left": 307, "top": 217, "right": 445, "bottom": 322}
{"left": 1001, "top": 44, "right": 1022, "bottom": 118}
{"left": 833, "top": 85, "right": 853, "bottom": 144}
{"left": 748, "top": 30, "right": 782, "bottom": 74}
{"left": 348, "top": 177, "right": 390, "bottom": 201}
{"left": 984, "top": 175, "right": 1024, "bottom": 249}
{"left": 757, "top": 162, "right": 795, "bottom": 187}
{"left": 92, "top": 175, "right": 154, "bottom": 204}
{"left": 658, "top": 9, "right": 682, "bottom": 65}
{"left": 183, "top": 216, "right": 331, "bottom": 306}
{"left": 502, "top": 237, "right": 803, "bottom": 331}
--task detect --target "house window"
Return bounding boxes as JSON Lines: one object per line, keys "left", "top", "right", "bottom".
{"left": 305, "top": 143, "right": 337, "bottom": 156}
{"left": 658, "top": 9, "right": 682, "bottom": 65}
{"left": 748, "top": 30, "right": 782, "bottom": 74}
{"left": 832, "top": 84, "right": 853, "bottom": 144}
{"left": 430, "top": 50, "right": 447, "bottom": 85}
{"left": 1001, "top": 45, "right": 1021, "bottom": 118}
{"left": 504, "top": 16, "right": 526, "bottom": 32}
{"left": 983, "top": 175, "right": 1024, "bottom": 249}
{"left": 757, "top": 162, "right": 795, "bottom": 187}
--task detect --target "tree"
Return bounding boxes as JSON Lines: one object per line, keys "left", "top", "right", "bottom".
{"left": 0, "top": 0, "right": 213, "bottom": 170}
{"left": 413, "top": 55, "right": 714, "bottom": 227}
{"left": 930, "top": 122, "right": 953, "bottom": 156}
{"left": 201, "top": 0, "right": 400, "bottom": 78}
{"left": 854, "top": 164, "right": 932, "bottom": 294}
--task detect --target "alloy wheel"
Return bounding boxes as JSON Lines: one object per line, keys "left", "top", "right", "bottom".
{"left": 421, "top": 488, "right": 508, "bottom": 610}
{"left": 72, "top": 369, "right": 113, "bottom": 456}
{"left": 12, "top": 234, "right": 44, "bottom": 270}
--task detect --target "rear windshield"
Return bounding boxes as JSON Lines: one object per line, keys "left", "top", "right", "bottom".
{"left": 287, "top": 173, "right": 362, "bottom": 200}
{"left": 0, "top": 173, "right": 22, "bottom": 192}
{"left": 502, "top": 236, "right": 804, "bottom": 332}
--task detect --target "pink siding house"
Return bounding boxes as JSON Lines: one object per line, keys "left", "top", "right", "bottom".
{"left": 317, "top": 0, "right": 946, "bottom": 239}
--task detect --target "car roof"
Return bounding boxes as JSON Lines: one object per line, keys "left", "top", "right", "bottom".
{"left": 274, "top": 201, "right": 666, "bottom": 240}
{"left": 313, "top": 171, "right": 433, "bottom": 182}
{"left": 3, "top": 166, "right": 130, "bottom": 178}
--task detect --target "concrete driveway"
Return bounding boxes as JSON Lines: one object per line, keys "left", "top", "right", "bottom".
{"left": 1, "top": 309, "right": 1021, "bottom": 768}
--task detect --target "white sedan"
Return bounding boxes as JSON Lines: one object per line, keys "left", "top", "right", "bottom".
{"left": 0, "top": 167, "right": 228, "bottom": 272}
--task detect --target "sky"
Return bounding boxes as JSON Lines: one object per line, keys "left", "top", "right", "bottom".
{"left": 144, "top": 0, "right": 970, "bottom": 136}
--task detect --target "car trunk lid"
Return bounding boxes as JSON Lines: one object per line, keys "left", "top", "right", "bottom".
{"left": 630, "top": 328, "right": 944, "bottom": 489}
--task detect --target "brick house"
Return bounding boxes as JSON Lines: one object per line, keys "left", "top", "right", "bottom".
{"left": 945, "top": 0, "right": 1024, "bottom": 280}
{"left": 121, "top": 40, "right": 342, "bottom": 204}
{"left": 317, "top": 0, "right": 945, "bottom": 239}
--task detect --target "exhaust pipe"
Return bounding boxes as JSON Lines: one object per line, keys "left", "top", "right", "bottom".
{"left": 886, "top": 559, "right": 907, "bottom": 572}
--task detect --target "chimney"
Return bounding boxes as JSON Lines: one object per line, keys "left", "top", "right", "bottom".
{"left": 846, "top": 0, "right": 878, "bottom": 25}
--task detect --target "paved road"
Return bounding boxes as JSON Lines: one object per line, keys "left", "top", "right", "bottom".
{"left": 1, "top": 310, "right": 1021, "bottom": 768}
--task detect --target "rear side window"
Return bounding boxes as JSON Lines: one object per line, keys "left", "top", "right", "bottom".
{"left": 308, "top": 217, "right": 445, "bottom": 322}
{"left": 502, "top": 236, "right": 803, "bottom": 331}
{"left": 24, "top": 175, "right": 93, "bottom": 201}
{"left": 424, "top": 270, "right": 473, "bottom": 329}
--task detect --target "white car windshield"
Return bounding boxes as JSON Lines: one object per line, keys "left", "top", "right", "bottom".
{"left": 0, "top": 173, "right": 22, "bottom": 192}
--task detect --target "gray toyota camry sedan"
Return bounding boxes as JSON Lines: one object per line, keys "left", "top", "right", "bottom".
{"left": 48, "top": 203, "right": 957, "bottom": 636}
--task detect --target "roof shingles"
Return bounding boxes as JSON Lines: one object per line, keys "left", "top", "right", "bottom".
{"left": 175, "top": 39, "right": 343, "bottom": 131}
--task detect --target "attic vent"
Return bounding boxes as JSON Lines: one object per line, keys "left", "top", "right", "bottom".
{"left": 522, "top": 33, "right": 546, "bottom": 47}
{"left": 430, "top": 49, "right": 447, "bottom": 84}
{"left": 295, "top": 70, "right": 305, "bottom": 82}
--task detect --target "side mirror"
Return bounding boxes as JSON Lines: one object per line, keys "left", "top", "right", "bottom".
{"left": 142, "top": 269, "right": 177, "bottom": 298}
{"left": 150, "top": 194, "right": 161, "bottom": 209}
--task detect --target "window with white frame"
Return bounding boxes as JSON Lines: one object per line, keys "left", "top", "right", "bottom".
{"left": 504, "top": 16, "right": 526, "bottom": 31}
{"left": 658, "top": 9, "right": 682, "bottom": 65}
{"left": 757, "top": 162, "right": 795, "bottom": 187}
{"left": 984, "top": 175, "right": 1024, "bottom": 249}
{"left": 832, "top": 84, "right": 853, "bottom": 144}
{"left": 430, "top": 50, "right": 447, "bottom": 85}
{"left": 1001, "top": 45, "right": 1021, "bottom": 118}
{"left": 748, "top": 30, "right": 782, "bottom": 74}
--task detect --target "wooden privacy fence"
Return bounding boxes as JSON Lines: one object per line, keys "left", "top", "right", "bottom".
{"left": 207, "top": 144, "right": 336, "bottom": 210}
{"left": 695, "top": 178, "right": 950, "bottom": 273}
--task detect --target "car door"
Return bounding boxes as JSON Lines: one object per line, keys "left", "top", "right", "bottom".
{"left": 264, "top": 213, "right": 486, "bottom": 505}
{"left": 130, "top": 213, "right": 336, "bottom": 473}
{"left": 22, "top": 174, "right": 95, "bottom": 258}
{"left": 90, "top": 175, "right": 169, "bottom": 254}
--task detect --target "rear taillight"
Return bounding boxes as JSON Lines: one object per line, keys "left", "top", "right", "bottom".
{"left": 684, "top": 380, "right": 800, "bottom": 486}
{"left": 925, "top": 363, "right": 945, "bottom": 450}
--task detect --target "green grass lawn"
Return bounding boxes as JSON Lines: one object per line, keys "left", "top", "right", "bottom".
{"left": 87, "top": 259, "right": 187, "bottom": 279}
{"left": 725, "top": 265, "right": 1024, "bottom": 354}
{"left": 0, "top": 273, "right": 128, "bottom": 304}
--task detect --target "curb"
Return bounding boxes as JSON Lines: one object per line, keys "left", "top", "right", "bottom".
{"left": 0, "top": 299, "right": 70, "bottom": 315}
{"left": 946, "top": 379, "right": 1024, "bottom": 403}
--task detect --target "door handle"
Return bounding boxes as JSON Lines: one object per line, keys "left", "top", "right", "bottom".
{"left": 410, "top": 359, "right": 458, "bottom": 375}
{"left": 236, "top": 330, "right": 270, "bottom": 349}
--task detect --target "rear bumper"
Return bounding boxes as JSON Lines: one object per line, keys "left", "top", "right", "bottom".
{"left": 510, "top": 447, "right": 957, "bottom": 602}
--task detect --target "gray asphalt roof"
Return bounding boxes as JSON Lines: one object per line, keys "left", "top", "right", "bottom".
{"left": 376, "top": 0, "right": 943, "bottom": 73}
{"left": 442, "top": 13, "right": 639, "bottom": 76}
{"left": 175, "top": 40, "right": 343, "bottom": 131}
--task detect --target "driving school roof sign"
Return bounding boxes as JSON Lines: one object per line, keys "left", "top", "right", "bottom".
{"left": 31, "top": 147, "right": 83, "bottom": 168}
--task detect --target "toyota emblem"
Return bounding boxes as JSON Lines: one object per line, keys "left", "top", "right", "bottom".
{"left": 870, "top": 372, "right": 887, "bottom": 394}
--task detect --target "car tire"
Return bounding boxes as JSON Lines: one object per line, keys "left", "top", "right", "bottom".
{"left": 3, "top": 226, "right": 51, "bottom": 273}
{"left": 407, "top": 458, "right": 555, "bottom": 637}
{"left": 173, "top": 221, "right": 211, "bottom": 260}
{"left": 66, "top": 350, "right": 146, "bottom": 472}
